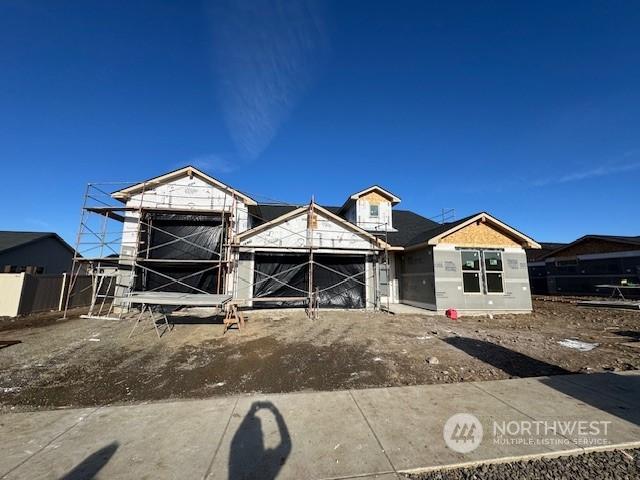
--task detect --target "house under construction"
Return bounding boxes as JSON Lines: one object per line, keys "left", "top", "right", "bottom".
{"left": 67, "top": 166, "right": 540, "bottom": 322}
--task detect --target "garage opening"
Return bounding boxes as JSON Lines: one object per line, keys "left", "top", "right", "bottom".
{"left": 135, "top": 212, "right": 224, "bottom": 293}
{"left": 253, "top": 253, "right": 366, "bottom": 308}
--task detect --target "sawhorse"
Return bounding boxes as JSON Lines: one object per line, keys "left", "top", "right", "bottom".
{"left": 223, "top": 303, "right": 245, "bottom": 334}
{"left": 128, "top": 304, "right": 173, "bottom": 339}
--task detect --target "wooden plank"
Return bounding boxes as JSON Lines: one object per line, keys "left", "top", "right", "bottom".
{"left": 249, "top": 296, "right": 309, "bottom": 303}
{"left": 577, "top": 300, "right": 640, "bottom": 310}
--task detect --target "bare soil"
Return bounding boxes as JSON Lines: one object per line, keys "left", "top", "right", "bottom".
{"left": 0, "top": 300, "right": 639, "bottom": 412}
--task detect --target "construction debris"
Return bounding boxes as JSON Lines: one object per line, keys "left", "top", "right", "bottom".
{"left": 558, "top": 339, "right": 599, "bottom": 352}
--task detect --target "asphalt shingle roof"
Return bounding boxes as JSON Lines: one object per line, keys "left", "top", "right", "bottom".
{"left": 536, "top": 235, "right": 640, "bottom": 260}
{"left": 588, "top": 235, "right": 640, "bottom": 245}
{"left": 384, "top": 210, "right": 441, "bottom": 247}
{"left": 400, "top": 213, "right": 482, "bottom": 247}
{"left": 248, "top": 204, "right": 343, "bottom": 224}
{"left": 0, "top": 231, "right": 71, "bottom": 254}
{"left": 248, "top": 204, "right": 455, "bottom": 248}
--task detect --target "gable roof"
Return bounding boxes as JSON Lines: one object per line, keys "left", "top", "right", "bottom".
{"left": 402, "top": 212, "right": 541, "bottom": 249}
{"left": 540, "top": 234, "right": 640, "bottom": 260}
{"left": 347, "top": 185, "right": 401, "bottom": 203}
{"left": 245, "top": 206, "right": 537, "bottom": 250}
{"left": 238, "top": 203, "right": 392, "bottom": 249}
{"left": 248, "top": 204, "right": 342, "bottom": 226}
{"left": 0, "top": 231, "right": 75, "bottom": 255}
{"left": 111, "top": 165, "right": 257, "bottom": 205}
{"left": 384, "top": 210, "right": 441, "bottom": 247}
{"left": 337, "top": 185, "right": 401, "bottom": 215}
{"left": 403, "top": 213, "right": 479, "bottom": 247}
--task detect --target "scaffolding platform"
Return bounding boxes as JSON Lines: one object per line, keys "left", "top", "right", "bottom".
{"left": 127, "top": 292, "right": 232, "bottom": 307}
{"left": 577, "top": 300, "right": 640, "bottom": 311}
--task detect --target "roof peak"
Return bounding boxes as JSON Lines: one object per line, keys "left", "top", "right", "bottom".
{"left": 111, "top": 165, "right": 257, "bottom": 205}
{"left": 348, "top": 185, "right": 401, "bottom": 203}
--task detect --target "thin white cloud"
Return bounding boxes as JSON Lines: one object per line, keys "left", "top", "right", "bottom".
{"left": 208, "top": 0, "right": 329, "bottom": 160}
{"left": 189, "top": 154, "right": 235, "bottom": 173}
{"left": 171, "top": 153, "right": 235, "bottom": 174}
{"left": 533, "top": 159, "right": 640, "bottom": 186}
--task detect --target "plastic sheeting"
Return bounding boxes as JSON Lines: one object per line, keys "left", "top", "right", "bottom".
{"left": 252, "top": 253, "right": 365, "bottom": 308}
{"left": 253, "top": 254, "right": 309, "bottom": 307}
{"left": 136, "top": 213, "right": 224, "bottom": 293}
{"left": 314, "top": 255, "right": 365, "bottom": 308}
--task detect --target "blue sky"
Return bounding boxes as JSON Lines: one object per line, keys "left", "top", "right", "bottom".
{"left": 1, "top": 1, "right": 639, "bottom": 244}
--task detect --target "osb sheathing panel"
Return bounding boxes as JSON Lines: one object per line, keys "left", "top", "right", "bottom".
{"left": 361, "top": 191, "right": 388, "bottom": 205}
{"left": 440, "top": 222, "right": 522, "bottom": 247}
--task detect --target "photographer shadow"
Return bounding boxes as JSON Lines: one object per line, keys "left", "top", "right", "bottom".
{"left": 228, "top": 401, "right": 291, "bottom": 480}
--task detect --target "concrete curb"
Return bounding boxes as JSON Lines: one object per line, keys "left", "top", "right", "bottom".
{"left": 398, "top": 441, "right": 640, "bottom": 475}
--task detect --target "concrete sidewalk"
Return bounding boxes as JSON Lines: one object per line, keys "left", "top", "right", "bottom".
{"left": 1, "top": 372, "right": 639, "bottom": 480}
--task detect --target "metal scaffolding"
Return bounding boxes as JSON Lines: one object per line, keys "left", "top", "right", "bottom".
{"left": 64, "top": 178, "right": 392, "bottom": 324}
{"left": 64, "top": 181, "right": 232, "bottom": 320}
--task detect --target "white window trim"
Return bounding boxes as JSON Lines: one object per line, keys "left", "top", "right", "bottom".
{"left": 460, "top": 249, "right": 505, "bottom": 295}
{"left": 461, "top": 250, "right": 482, "bottom": 294}
{"left": 483, "top": 250, "right": 505, "bottom": 295}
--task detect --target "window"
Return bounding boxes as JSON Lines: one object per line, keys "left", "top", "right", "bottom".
{"left": 555, "top": 258, "right": 577, "bottom": 267}
{"left": 554, "top": 258, "right": 578, "bottom": 274}
{"left": 483, "top": 251, "right": 504, "bottom": 293}
{"left": 379, "top": 264, "right": 390, "bottom": 296}
{"left": 370, "top": 204, "right": 379, "bottom": 217}
{"left": 460, "top": 250, "right": 504, "bottom": 294}
{"left": 461, "top": 250, "right": 481, "bottom": 293}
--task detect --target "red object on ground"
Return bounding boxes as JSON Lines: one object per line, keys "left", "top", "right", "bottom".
{"left": 446, "top": 308, "right": 458, "bottom": 320}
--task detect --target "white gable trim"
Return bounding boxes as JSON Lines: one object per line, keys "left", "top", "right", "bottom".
{"left": 237, "top": 206, "right": 307, "bottom": 240}
{"left": 426, "top": 212, "right": 541, "bottom": 249}
{"left": 111, "top": 166, "right": 257, "bottom": 205}
{"left": 237, "top": 203, "right": 392, "bottom": 249}
{"left": 349, "top": 185, "right": 401, "bottom": 203}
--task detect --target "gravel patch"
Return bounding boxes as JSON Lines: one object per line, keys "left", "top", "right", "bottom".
{"left": 407, "top": 448, "right": 640, "bottom": 480}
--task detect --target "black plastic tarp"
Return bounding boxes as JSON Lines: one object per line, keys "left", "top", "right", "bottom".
{"left": 252, "top": 253, "right": 366, "bottom": 308}
{"left": 253, "top": 254, "right": 309, "bottom": 307}
{"left": 314, "top": 255, "right": 365, "bottom": 308}
{"left": 136, "top": 213, "right": 224, "bottom": 293}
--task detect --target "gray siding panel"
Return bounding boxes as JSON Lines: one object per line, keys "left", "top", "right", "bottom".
{"left": 398, "top": 247, "right": 436, "bottom": 309}
{"left": 434, "top": 248, "right": 532, "bottom": 312}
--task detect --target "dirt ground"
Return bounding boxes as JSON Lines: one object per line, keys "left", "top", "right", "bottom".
{"left": 1, "top": 299, "right": 639, "bottom": 412}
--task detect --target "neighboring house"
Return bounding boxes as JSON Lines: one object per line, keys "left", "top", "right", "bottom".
{"left": 527, "top": 235, "right": 640, "bottom": 297}
{"left": 98, "top": 166, "right": 540, "bottom": 313}
{"left": 526, "top": 242, "right": 568, "bottom": 263}
{"left": 0, "top": 231, "right": 75, "bottom": 275}
{"left": 526, "top": 242, "right": 568, "bottom": 294}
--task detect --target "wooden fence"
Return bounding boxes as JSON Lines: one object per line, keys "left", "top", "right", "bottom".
{"left": 0, "top": 273, "right": 93, "bottom": 317}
